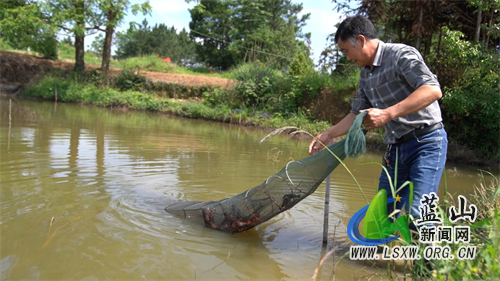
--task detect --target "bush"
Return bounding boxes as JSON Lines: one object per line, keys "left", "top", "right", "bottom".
{"left": 119, "top": 54, "right": 178, "bottom": 73}
{"left": 442, "top": 64, "right": 500, "bottom": 159}
{"left": 230, "top": 61, "right": 283, "bottom": 109}
{"left": 0, "top": 37, "right": 15, "bottom": 51}
{"left": 24, "top": 76, "right": 75, "bottom": 101}
{"left": 428, "top": 27, "right": 500, "bottom": 160}
{"left": 114, "top": 70, "right": 148, "bottom": 91}
{"left": 289, "top": 52, "right": 312, "bottom": 76}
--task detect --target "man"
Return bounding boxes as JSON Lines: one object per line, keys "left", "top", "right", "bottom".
{"left": 309, "top": 15, "right": 448, "bottom": 228}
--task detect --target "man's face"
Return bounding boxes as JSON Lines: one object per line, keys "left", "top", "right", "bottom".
{"left": 338, "top": 36, "right": 367, "bottom": 67}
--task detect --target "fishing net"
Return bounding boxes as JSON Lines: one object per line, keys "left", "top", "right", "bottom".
{"left": 165, "top": 112, "right": 368, "bottom": 233}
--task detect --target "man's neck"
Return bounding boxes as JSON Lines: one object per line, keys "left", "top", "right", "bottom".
{"left": 365, "top": 39, "right": 380, "bottom": 67}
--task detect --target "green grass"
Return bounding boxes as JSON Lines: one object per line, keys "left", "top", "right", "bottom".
{"left": 22, "top": 74, "right": 335, "bottom": 134}
{"left": 0, "top": 38, "right": 15, "bottom": 51}
{"left": 14, "top": 43, "right": 358, "bottom": 138}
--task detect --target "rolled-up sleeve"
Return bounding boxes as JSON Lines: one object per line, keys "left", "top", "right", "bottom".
{"left": 397, "top": 48, "right": 440, "bottom": 89}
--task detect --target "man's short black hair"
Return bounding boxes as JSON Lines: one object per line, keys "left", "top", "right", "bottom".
{"left": 334, "top": 15, "right": 379, "bottom": 45}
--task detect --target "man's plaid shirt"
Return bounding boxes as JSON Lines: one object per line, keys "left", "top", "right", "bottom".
{"left": 350, "top": 41, "right": 443, "bottom": 144}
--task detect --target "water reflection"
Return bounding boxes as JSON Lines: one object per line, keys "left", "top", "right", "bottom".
{"left": 0, "top": 97, "right": 497, "bottom": 280}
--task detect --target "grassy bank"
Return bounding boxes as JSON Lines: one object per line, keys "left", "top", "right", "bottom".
{"left": 22, "top": 73, "right": 333, "bottom": 135}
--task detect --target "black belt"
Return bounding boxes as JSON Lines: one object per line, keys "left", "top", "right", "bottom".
{"left": 396, "top": 122, "right": 444, "bottom": 143}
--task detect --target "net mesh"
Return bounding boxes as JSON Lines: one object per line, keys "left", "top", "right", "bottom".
{"left": 165, "top": 112, "right": 368, "bottom": 233}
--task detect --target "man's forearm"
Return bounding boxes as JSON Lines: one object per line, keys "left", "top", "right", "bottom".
{"left": 363, "top": 85, "right": 442, "bottom": 131}
{"left": 309, "top": 112, "right": 357, "bottom": 155}
{"left": 326, "top": 112, "right": 357, "bottom": 138}
{"left": 386, "top": 85, "right": 442, "bottom": 120}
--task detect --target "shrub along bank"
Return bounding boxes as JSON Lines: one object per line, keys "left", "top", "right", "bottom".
{"left": 21, "top": 69, "right": 336, "bottom": 135}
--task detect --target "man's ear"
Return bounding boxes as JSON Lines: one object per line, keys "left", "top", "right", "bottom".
{"left": 357, "top": 35, "right": 366, "bottom": 47}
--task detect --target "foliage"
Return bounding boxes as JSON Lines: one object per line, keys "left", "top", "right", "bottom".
{"left": 426, "top": 27, "right": 500, "bottom": 159}
{"left": 188, "top": 0, "right": 235, "bottom": 70}
{"left": 46, "top": 0, "right": 108, "bottom": 71}
{"left": 426, "top": 27, "right": 481, "bottom": 88}
{"left": 289, "top": 52, "right": 312, "bottom": 76}
{"left": 430, "top": 175, "right": 500, "bottom": 280}
{"left": 0, "top": 38, "right": 15, "bottom": 51}
{"left": 0, "top": 0, "right": 58, "bottom": 59}
{"left": 119, "top": 54, "right": 178, "bottom": 73}
{"left": 115, "top": 19, "right": 197, "bottom": 65}
{"left": 442, "top": 65, "right": 500, "bottom": 159}
{"left": 114, "top": 69, "right": 147, "bottom": 91}
{"left": 331, "top": 0, "right": 499, "bottom": 51}
{"left": 60, "top": 36, "right": 73, "bottom": 46}
{"left": 231, "top": 62, "right": 282, "bottom": 108}
{"left": 23, "top": 74, "right": 333, "bottom": 133}
{"left": 88, "top": 33, "right": 105, "bottom": 58}
{"left": 1, "top": 0, "right": 150, "bottom": 71}
{"left": 98, "top": 0, "right": 151, "bottom": 71}
{"left": 188, "top": 0, "right": 311, "bottom": 70}
{"left": 222, "top": 62, "right": 357, "bottom": 116}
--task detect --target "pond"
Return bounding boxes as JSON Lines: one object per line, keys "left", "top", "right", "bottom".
{"left": 0, "top": 97, "right": 496, "bottom": 280}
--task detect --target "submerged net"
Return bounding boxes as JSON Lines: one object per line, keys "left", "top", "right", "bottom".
{"left": 165, "top": 112, "right": 368, "bottom": 233}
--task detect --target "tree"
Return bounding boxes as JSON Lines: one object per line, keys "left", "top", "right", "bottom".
{"left": 46, "top": 0, "right": 107, "bottom": 71}
{"left": 61, "top": 36, "right": 73, "bottom": 46}
{"left": 321, "top": 0, "right": 500, "bottom": 71}
{"left": 188, "top": 0, "right": 311, "bottom": 70}
{"left": 189, "top": 0, "right": 235, "bottom": 69}
{"left": 115, "top": 19, "right": 150, "bottom": 58}
{"left": 322, "top": 0, "right": 500, "bottom": 158}
{"left": 88, "top": 33, "right": 104, "bottom": 57}
{"left": 0, "top": 0, "right": 59, "bottom": 59}
{"left": 98, "top": 0, "right": 151, "bottom": 72}
{"left": 289, "top": 52, "right": 312, "bottom": 75}
{"left": 115, "top": 19, "right": 197, "bottom": 65}
{"left": 231, "top": 0, "right": 311, "bottom": 70}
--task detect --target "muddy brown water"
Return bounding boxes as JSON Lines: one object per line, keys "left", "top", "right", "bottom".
{"left": 1, "top": 97, "right": 497, "bottom": 280}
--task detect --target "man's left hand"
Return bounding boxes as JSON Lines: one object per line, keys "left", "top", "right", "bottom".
{"left": 361, "top": 108, "right": 392, "bottom": 131}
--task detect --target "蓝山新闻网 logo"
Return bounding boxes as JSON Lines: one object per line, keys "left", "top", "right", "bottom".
{"left": 347, "top": 189, "right": 411, "bottom": 246}
{"left": 347, "top": 189, "right": 482, "bottom": 261}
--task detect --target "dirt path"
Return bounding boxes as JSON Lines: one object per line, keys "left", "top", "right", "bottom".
{"left": 0, "top": 50, "right": 235, "bottom": 88}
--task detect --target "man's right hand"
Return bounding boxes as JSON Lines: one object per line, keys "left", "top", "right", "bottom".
{"left": 308, "top": 130, "right": 332, "bottom": 155}
{"left": 308, "top": 113, "right": 358, "bottom": 155}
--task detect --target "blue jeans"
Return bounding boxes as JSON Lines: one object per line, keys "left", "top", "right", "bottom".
{"left": 379, "top": 128, "right": 448, "bottom": 230}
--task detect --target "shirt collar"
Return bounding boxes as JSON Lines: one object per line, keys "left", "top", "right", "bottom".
{"left": 372, "top": 40, "right": 384, "bottom": 67}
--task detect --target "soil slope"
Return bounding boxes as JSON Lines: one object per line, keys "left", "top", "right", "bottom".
{"left": 0, "top": 50, "right": 235, "bottom": 88}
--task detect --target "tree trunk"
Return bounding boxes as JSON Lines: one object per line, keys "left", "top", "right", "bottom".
{"left": 73, "top": 0, "right": 85, "bottom": 72}
{"left": 415, "top": 5, "right": 424, "bottom": 50}
{"left": 474, "top": 5, "right": 482, "bottom": 42}
{"left": 74, "top": 33, "right": 85, "bottom": 72}
{"left": 424, "top": 32, "right": 432, "bottom": 58}
{"left": 101, "top": 8, "right": 116, "bottom": 72}
{"left": 437, "top": 26, "right": 442, "bottom": 59}
{"left": 486, "top": 11, "right": 493, "bottom": 49}
{"left": 398, "top": 14, "right": 403, "bottom": 43}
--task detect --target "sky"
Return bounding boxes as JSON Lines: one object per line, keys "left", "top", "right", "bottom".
{"left": 92, "top": 0, "right": 346, "bottom": 65}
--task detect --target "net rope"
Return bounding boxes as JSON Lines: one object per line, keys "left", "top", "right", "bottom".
{"left": 165, "top": 112, "right": 368, "bottom": 233}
